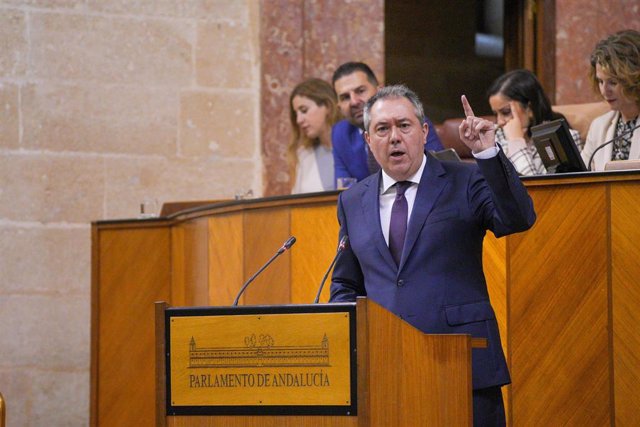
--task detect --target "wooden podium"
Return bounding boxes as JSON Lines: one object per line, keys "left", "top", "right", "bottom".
{"left": 155, "top": 298, "right": 480, "bottom": 427}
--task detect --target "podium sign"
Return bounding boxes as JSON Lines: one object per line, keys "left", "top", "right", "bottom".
{"left": 165, "top": 304, "right": 357, "bottom": 416}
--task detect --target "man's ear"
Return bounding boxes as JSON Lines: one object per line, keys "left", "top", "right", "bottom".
{"left": 364, "top": 131, "right": 371, "bottom": 145}
{"left": 423, "top": 122, "right": 429, "bottom": 139}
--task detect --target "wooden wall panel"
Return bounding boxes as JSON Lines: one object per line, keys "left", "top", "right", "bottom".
{"left": 482, "top": 234, "right": 510, "bottom": 419}
{"left": 510, "top": 185, "right": 610, "bottom": 425}
{"left": 172, "top": 218, "right": 210, "bottom": 307}
{"left": 483, "top": 235, "right": 508, "bottom": 354}
{"left": 290, "top": 204, "right": 340, "bottom": 304}
{"left": 96, "top": 226, "right": 171, "bottom": 427}
{"left": 208, "top": 214, "right": 244, "bottom": 306}
{"left": 171, "top": 225, "right": 186, "bottom": 306}
{"left": 242, "top": 208, "right": 291, "bottom": 305}
{"left": 94, "top": 176, "right": 640, "bottom": 426}
{"left": 365, "top": 300, "right": 473, "bottom": 426}
{"left": 611, "top": 183, "right": 640, "bottom": 425}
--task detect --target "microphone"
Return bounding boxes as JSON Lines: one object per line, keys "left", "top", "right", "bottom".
{"left": 232, "top": 236, "right": 296, "bottom": 306}
{"left": 588, "top": 122, "right": 640, "bottom": 171}
{"left": 313, "top": 235, "right": 349, "bottom": 304}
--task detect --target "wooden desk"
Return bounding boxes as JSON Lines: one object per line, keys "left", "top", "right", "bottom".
{"left": 91, "top": 172, "right": 640, "bottom": 426}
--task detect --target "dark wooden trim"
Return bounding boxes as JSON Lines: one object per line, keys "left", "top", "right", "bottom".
{"left": 355, "top": 297, "right": 370, "bottom": 427}
{"left": 0, "top": 391, "right": 6, "bottom": 427}
{"left": 503, "top": 0, "right": 557, "bottom": 102}
{"left": 155, "top": 302, "right": 169, "bottom": 427}
{"left": 89, "top": 224, "right": 99, "bottom": 427}
{"left": 537, "top": 0, "right": 557, "bottom": 102}
{"left": 504, "top": 0, "right": 526, "bottom": 71}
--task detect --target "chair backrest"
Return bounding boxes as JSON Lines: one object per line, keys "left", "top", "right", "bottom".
{"left": 434, "top": 116, "right": 495, "bottom": 161}
{"left": 552, "top": 102, "right": 610, "bottom": 143}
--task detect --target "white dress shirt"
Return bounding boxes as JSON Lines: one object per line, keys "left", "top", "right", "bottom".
{"left": 379, "top": 147, "right": 498, "bottom": 246}
{"left": 379, "top": 155, "right": 426, "bottom": 245}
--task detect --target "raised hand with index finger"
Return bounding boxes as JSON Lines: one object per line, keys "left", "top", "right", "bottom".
{"left": 458, "top": 95, "right": 497, "bottom": 153}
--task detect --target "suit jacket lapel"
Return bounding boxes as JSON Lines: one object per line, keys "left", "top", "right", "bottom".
{"left": 399, "top": 155, "right": 448, "bottom": 271}
{"left": 361, "top": 172, "right": 397, "bottom": 269}
{"left": 601, "top": 111, "right": 618, "bottom": 164}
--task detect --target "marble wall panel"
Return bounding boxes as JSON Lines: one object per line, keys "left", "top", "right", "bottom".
{"left": 260, "top": 0, "right": 304, "bottom": 196}
{"left": 0, "top": 226, "right": 89, "bottom": 294}
{"left": 30, "top": 370, "right": 89, "bottom": 427}
{"left": 302, "top": 0, "right": 385, "bottom": 82}
{"left": 86, "top": 0, "right": 249, "bottom": 21}
{"left": 0, "top": 294, "right": 89, "bottom": 368}
{"left": 0, "top": 153, "right": 105, "bottom": 223}
{"left": 260, "top": 0, "right": 384, "bottom": 196}
{"left": 0, "top": 9, "right": 27, "bottom": 78}
{"left": 0, "top": 0, "right": 83, "bottom": 8}
{"left": 21, "top": 83, "right": 178, "bottom": 155}
{"left": 0, "top": 82, "right": 19, "bottom": 149}
{"left": 29, "top": 12, "right": 193, "bottom": 85}
{"left": 555, "top": 0, "right": 640, "bottom": 104}
{"left": 179, "top": 89, "right": 256, "bottom": 158}
{"left": 102, "top": 156, "right": 257, "bottom": 219}
{"left": 196, "top": 21, "right": 256, "bottom": 88}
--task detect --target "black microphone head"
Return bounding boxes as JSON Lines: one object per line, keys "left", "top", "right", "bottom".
{"left": 277, "top": 236, "right": 296, "bottom": 254}
{"left": 284, "top": 236, "right": 296, "bottom": 249}
{"left": 338, "top": 235, "right": 349, "bottom": 250}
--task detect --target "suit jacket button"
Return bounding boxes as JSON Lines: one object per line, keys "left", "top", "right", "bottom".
{"left": 397, "top": 279, "right": 404, "bottom": 287}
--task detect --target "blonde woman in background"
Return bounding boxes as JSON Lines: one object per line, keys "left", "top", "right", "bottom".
{"left": 582, "top": 29, "right": 640, "bottom": 171}
{"left": 289, "top": 78, "right": 341, "bottom": 194}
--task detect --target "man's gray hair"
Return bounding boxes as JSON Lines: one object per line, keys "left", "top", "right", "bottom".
{"left": 363, "top": 84, "right": 425, "bottom": 132}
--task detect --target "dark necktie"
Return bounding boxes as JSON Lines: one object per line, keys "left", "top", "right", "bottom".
{"left": 389, "top": 181, "right": 411, "bottom": 266}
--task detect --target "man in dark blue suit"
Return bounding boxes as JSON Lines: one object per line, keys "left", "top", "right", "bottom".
{"left": 330, "top": 85, "right": 536, "bottom": 426}
{"left": 331, "top": 62, "right": 443, "bottom": 184}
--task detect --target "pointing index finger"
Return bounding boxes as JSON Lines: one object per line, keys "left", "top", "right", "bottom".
{"left": 461, "top": 95, "right": 475, "bottom": 118}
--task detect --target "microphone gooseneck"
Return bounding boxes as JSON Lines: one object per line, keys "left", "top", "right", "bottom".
{"left": 588, "top": 122, "right": 640, "bottom": 171}
{"left": 313, "top": 235, "right": 349, "bottom": 304}
{"left": 232, "top": 236, "right": 297, "bottom": 306}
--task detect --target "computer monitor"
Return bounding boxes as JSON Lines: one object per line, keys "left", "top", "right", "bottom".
{"left": 429, "top": 148, "right": 461, "bottom": 162}
{"left": 531, "top": 119, "right": 587, "bottom": 173}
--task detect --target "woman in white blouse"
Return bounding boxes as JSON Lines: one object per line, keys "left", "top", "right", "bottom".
{"left": 288, "top": 78, "right": 340, "bottom": 194}
{"left": 487, "top": 69, "right": 581, "bottom": 176}
{"left": 582, "top": 30, "right": 640, "bottom": 171}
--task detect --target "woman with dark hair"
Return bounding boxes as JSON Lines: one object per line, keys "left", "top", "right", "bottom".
{"left": 288, "top": 78, "right": 341, "bottom": 194}
{"left": 582, "top": 29, "right": 640, "bottom": 171}
{"left": 488, "top": 69, "right": 580, "bottom": 175}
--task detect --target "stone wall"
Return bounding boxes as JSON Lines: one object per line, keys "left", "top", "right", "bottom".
{"left": 0, "top": 1, "right": 260, "bottom": 425}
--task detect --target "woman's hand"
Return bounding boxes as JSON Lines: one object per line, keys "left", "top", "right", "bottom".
{"left": 502, "top": 101, "right": 528, "bottom": 140}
